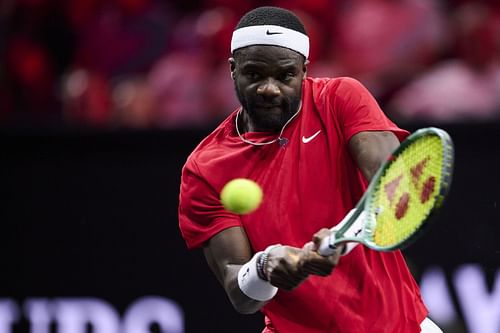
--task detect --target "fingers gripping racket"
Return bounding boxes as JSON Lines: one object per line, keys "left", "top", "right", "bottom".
{"left": 319, "top": 127, "right": 454, "bottom": 255}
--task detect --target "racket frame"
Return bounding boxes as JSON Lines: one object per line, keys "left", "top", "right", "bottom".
{"left": 334, "top": 127, "right": 454, "bottom": 251}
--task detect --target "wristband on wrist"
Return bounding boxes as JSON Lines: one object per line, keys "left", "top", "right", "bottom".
{"left": 237, "top": 247, "right": 280, "bottom": 302}
{"left": 256, "top": 252, "right": 268, "bottom": 280}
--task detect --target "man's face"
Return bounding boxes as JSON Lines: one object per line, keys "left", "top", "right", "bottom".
{"left": 231, "top": 45, "right": 306, "bottom": 132}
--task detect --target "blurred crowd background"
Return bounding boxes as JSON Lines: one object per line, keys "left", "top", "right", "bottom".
{"left": 1, "top": 0, "right": 499, "bottom": 130}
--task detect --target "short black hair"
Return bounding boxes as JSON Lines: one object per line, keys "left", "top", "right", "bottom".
{"left": 235, "top": 6, "right": 307, "bottom": 36}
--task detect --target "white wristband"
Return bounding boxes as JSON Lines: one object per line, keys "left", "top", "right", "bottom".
{"left": 237, "top": 251, "right": 278, "bottom": 302}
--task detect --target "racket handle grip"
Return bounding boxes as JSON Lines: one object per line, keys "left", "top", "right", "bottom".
{"left": 318, "top": 232, "right": 337, "bottom": 256}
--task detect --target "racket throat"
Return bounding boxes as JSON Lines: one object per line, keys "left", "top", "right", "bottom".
{"left": 318, "top": 210, "right": 367, "bottom": 256}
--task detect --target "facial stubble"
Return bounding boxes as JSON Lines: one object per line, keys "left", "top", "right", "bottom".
{"left": 234, "top": 81, "right": 302, "bottom": 133}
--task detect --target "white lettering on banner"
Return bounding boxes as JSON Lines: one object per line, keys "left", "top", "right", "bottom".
{"left": 419, "top": 266, "right": 456, "bottom": 325}
{"left": 1, "top": 268, "right": 500, "bottom": 332}
{"left": 24, "top": 299, "right": 52, "bottom": 333}
{"left": 0, "top": 296, "right": 184, "bottom": 333}
{"left": 123, "top": 297, "right": 184, "bottom": 333}
{"left": 0, "top": 299, "right": 18, "bottom": 333}
{"left": 53, "top": 298, "right": 121, "bottom": 333}
{"left": 453, "top": 264, "right": 500, "bottom": 333}
{"left": 420, "top": 264, "right": 500, "bottom": 333}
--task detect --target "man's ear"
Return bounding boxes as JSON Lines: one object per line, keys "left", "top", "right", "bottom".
{"left": 303, "top": 59, "right": 309, "bottom": 79}
{"left": 229, "top": 57, "right": 236, "bottom": 79}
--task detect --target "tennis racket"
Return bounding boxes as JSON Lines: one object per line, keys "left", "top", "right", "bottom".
{"left": 319, "top": 127, "right": 454, "bottom": 255}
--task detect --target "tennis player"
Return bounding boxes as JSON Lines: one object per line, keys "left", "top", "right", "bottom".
{"left": 179, "top": 6, "right": 442, "bottom": 333}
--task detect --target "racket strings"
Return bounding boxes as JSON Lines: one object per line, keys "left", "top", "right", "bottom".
{"left": 369, "top": 135, "right": 444, "bottom": 248}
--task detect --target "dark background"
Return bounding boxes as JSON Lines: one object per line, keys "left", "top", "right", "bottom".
{"left": 2, "top": 123, "right": 499, "bottom": 333}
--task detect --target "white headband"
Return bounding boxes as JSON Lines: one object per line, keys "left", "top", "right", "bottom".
{"left": 231, "top": 25, "right": 309, "bottom": 59}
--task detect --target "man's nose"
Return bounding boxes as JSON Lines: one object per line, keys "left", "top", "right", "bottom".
{"left": 256, "top": 78, "right": 280, "bottom": 97}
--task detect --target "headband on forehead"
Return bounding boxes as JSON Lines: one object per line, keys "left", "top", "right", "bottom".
{"left": 231, "top": 25, "right": 310, "bottom": 59}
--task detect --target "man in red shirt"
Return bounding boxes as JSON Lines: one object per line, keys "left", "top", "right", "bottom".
{"left": 179, "top": 6, "right": 442, "bottom": 333}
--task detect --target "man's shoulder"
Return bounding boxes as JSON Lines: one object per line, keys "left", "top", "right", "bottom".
{"left": 304, "top": 76, "right": 373, "bottom": 110}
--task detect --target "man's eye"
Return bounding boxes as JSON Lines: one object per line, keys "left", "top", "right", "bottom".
{"left": 280, "top": 72, "right": 296, "bottom": 81}
{"left": 246, "top": 72, "right": 261, "bottom": 80}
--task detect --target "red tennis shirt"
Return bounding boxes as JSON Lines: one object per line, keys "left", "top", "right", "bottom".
{"left": 179, "top": 77, "right": 428, "bottom": 332}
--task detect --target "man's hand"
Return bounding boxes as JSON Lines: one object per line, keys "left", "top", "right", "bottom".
{"left": 264, "top": 246, "right": 310, "bottom": 291}
{"left": 264, "top": 235, "right": 343, "bottom": 291}
{"left": 300, "top": 228, "right": 344, "bottom": 276}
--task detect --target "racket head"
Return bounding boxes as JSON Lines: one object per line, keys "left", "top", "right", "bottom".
{"left": 360, "top": 127, "right": 454, "bottom": 251}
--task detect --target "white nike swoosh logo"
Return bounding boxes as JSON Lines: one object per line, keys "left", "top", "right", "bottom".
{"left": 302, "top": 130, "right": 322, "bottom": 143}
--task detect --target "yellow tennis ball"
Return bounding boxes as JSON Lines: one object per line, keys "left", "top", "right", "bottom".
{"left": 220, "top": 178, "right": 263, "bottom": 214}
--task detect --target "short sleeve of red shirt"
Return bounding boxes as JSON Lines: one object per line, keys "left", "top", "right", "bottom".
{"left": 178, "top": 159, "right": 241, "bottom": 249}
{"left": 329, "top": 77, "right": 408, "bottom": 142}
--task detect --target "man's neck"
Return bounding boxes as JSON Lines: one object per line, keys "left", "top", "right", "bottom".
{"left": 239, "top": 109, "right": 280, "bottom": 133}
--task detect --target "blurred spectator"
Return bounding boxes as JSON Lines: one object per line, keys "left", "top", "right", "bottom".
{"left": 62, "top": 69, "right": 112, "bottom": 127}
{"left": 70, "top": 0, "right": 173, "bottom": 78}
{"left": 1, "top": 0, "right": 500, "bottom": 128}
{"left": 147, "top": 51, "right": 212, "bottom": 128}
{"left": 4, "top": 36, "right": 58, "bottom": 121}
{"left": 60, "top": 0, "right": 176, "bottom": 128}
{"left": 388, "top": 2, "right": 500, "bottom": 123}
{"left": 195, "top": 7, "right": 240, "bottom": 121}
{"left": 330, "top": 0, "right": 447, "bottom": 97}
{"left": 112, "top": 75, "right": 156, "bottom": 128}
{"left": 1, "top": 0, "right": 73, "bottom": 125}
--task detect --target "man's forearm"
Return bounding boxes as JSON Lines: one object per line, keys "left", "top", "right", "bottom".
{"left": 224, "top": 263, "right": 270, "bottom": 314}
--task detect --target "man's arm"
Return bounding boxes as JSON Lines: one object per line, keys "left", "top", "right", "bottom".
{"left": 203, "top": 226, "right": 263, "bottom": 314}
{"left": 203, "top": 226, "right": 341, "bottom": 314}
{"left": 348, "top": 131, "right": 400, "bottom": 181}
